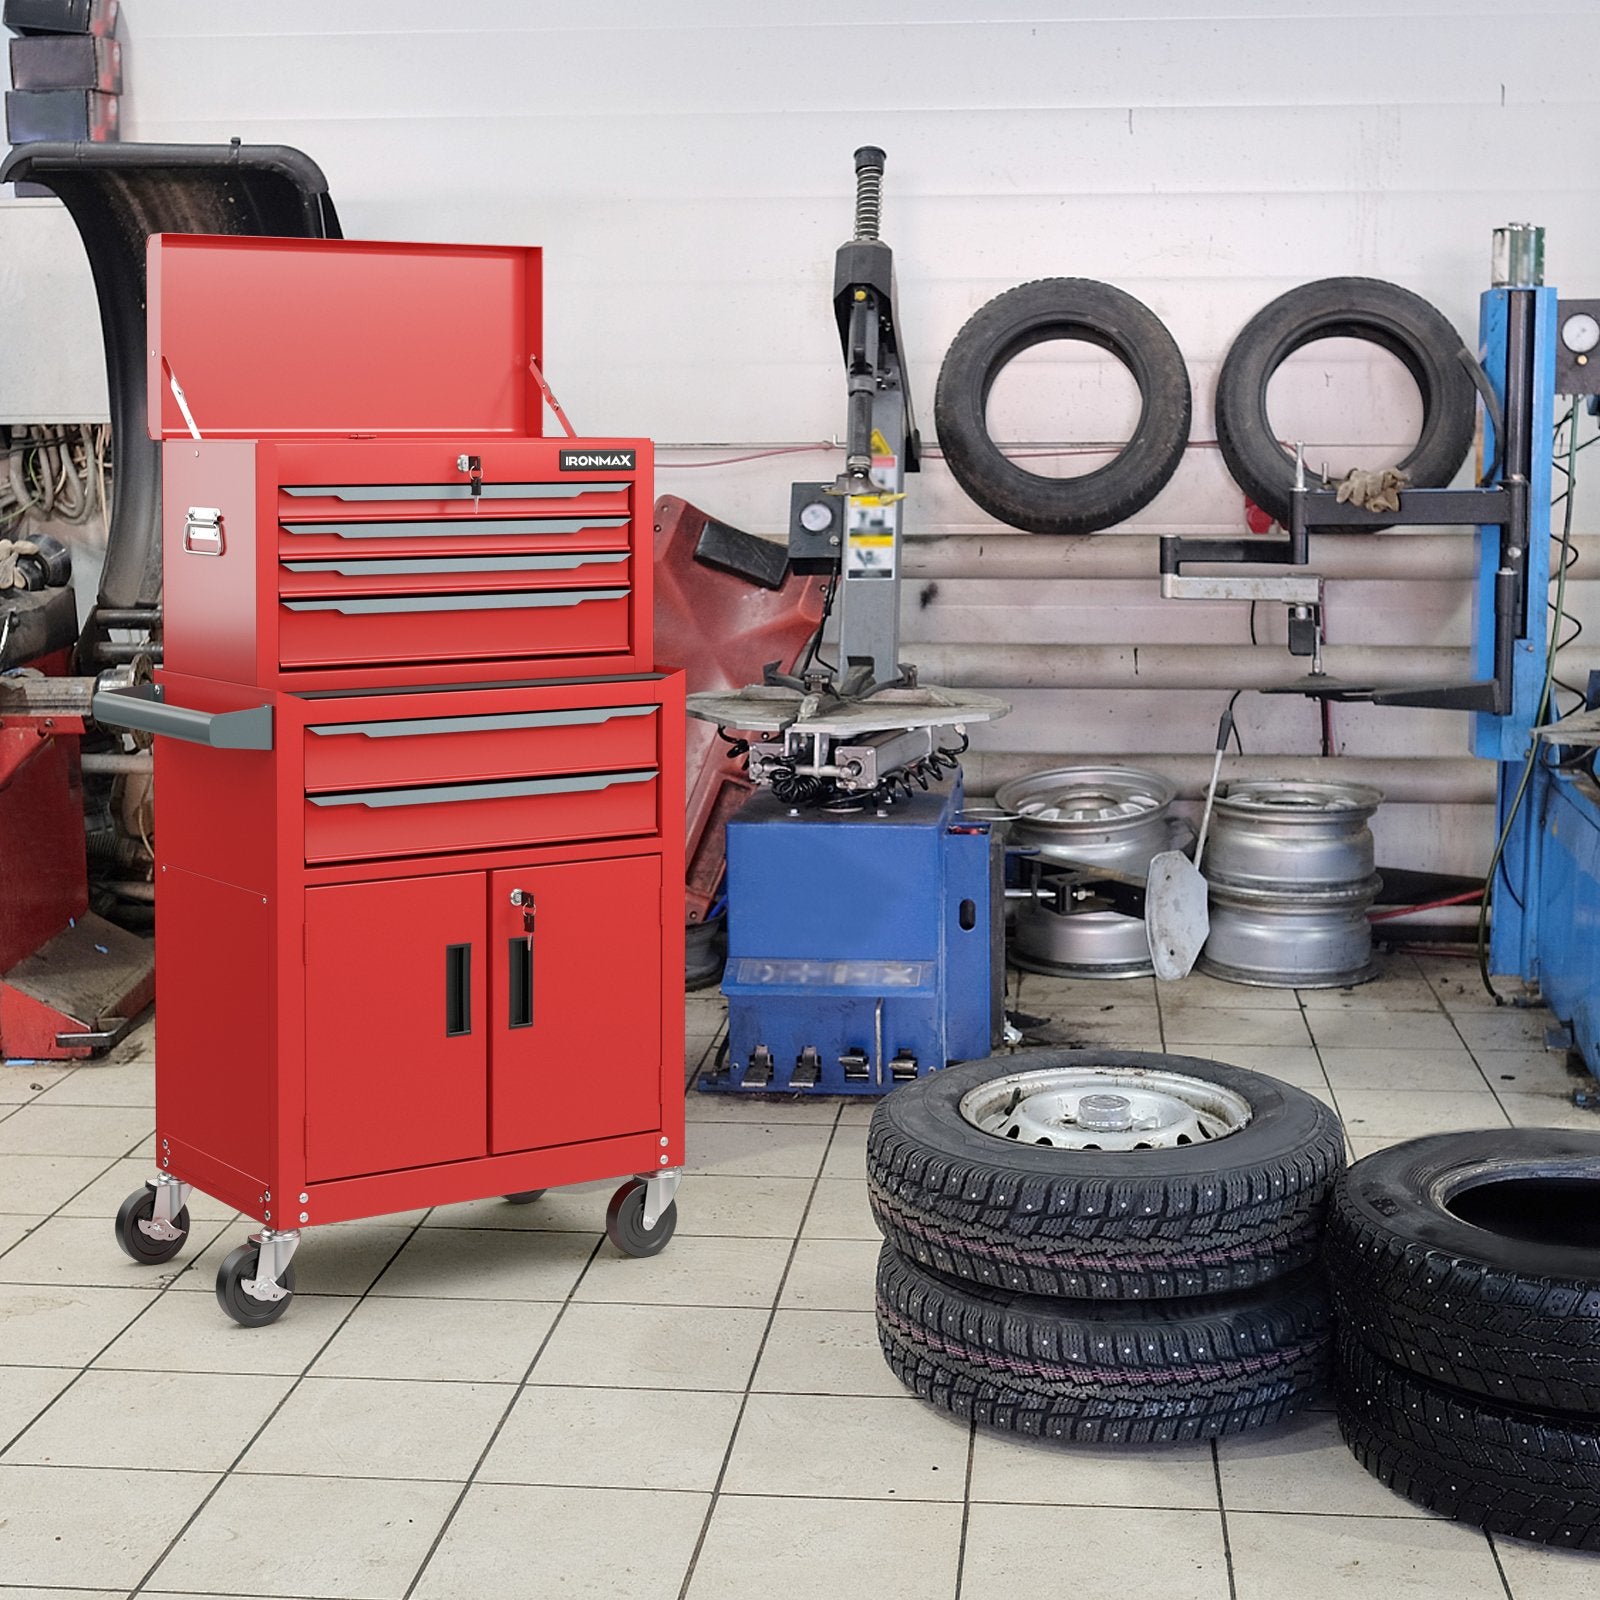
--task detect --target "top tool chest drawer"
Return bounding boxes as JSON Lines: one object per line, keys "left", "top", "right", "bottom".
{"left": 147, "top": 235, "right": 653, "bottom": 689}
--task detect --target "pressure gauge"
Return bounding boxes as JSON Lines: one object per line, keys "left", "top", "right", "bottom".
{"left": 798, "top": 499, "right": 835, "bottom": 532}
{"left": 1562, "top": 312, "right": 1600, "bottom": 354}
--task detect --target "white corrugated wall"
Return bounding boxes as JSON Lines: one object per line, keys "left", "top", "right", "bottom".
{"left": 9, "top": 0, "right": 1600, "bottom": 872}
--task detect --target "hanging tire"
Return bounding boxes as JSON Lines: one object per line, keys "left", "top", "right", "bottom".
{"left": 1325, "top": 1128, "right": 1600, "bottom": 1414}
{"left": 934, "top": 278, "right": 1192, "bottom": 534}
{"left": 1214, "top": 276, "right": 1475, "bottom": 525}
{"left": 877, "top": 1242, "right": 1331, "bottom": 1444}
{"left": 1337, "top": 1337, "right": 1600, "bottom": 1550}
{"left": 867, "top": 1049, "right": 1344, "bottom": 1301}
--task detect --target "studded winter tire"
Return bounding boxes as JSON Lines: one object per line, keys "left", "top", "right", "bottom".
{"left": 867, "top": 1049, "right": 1345, "bottom": 1301}
{"left": 1326, "top": 1128, "right": 1600, "bottom": 1414}
{"left": 877, "top": 1242, "right": 1332, "bottom": 1444}
{"left": 1337, "top": 1336, "right": 1600, "bottom": 1551}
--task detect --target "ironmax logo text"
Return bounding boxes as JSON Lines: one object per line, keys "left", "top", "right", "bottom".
{"left": 559, "top": 449, "right": 636, "bottom": 471}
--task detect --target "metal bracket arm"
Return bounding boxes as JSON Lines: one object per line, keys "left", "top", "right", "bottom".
{"left": 241, "top": 1228, "right": 301, "bottom": 1303}
{"left": 640, "top": 1168, "right": 682, "bottom": 1231}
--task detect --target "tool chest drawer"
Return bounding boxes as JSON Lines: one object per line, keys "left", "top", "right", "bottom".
{"left": 277, "top": 586, "right": 633, "bottom": 669}
{"left": 278, "top": 480, "right": 632, "bottom": 523}
{"left": 276, "top": 517, "right": 632, "bottom": 561}
{"left": 278, "top": 550, "right": 631, "bottom": 600}
{"left": 303, "top": 768, "right": 660, "bottom": 864}
{"left": 303, "top": 702, "right": 660, "bottom": 792}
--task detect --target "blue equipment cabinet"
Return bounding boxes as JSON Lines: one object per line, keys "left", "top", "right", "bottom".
{"left": 705, "top": 782, "right": 1003, "bottom": 1094}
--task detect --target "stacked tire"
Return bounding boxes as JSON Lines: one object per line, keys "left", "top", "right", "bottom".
{"left": 867, "top": 1048, "right": 1346, "bottom": 1444}
{"left": 1327, "top": 1129, "right": 1600, "bottom": 1549}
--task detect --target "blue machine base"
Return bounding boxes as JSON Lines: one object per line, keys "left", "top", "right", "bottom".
{"left": 702, "top": 779, "right": 1002, "bottom": 1095}
{"left": 1525, "top": 769, "right": 1600, "bottom": 1086}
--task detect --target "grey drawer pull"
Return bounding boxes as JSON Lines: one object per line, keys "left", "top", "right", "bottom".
{"left": 282, "top": 588, "right": 625, "bottom": 616}
{"left": 278, "top": 517, "right": 628, "bottom": 540}
{"left": 93, "top": 683, "right": 273, "bottom": 751}
{"left": 281, "top": 483, "right": 627, "bottom": 502}
{"left": 308, "top": 769, "right": 657, "bottom": 809}
{"left": 281, "top": 552, "right": 628, "bottom": 576}
{"left": 308, "top": 706, "right": 655, "bottom": 739}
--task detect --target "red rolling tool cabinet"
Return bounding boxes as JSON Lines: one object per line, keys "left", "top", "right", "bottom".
{"left": 94, "top": 235, "right": 686, "bottom": 1325}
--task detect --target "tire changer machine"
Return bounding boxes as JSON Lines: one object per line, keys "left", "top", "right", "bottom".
{"left": 692, "top": 149, "right": 1010, "bottom": 1096}
{"left": 1160, "top": 222, "right": 1600, "bottom": 1097}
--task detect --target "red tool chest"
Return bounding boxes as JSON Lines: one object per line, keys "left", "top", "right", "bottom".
{"left": 96, "top": 235, "right": 686, "bottom": 1325}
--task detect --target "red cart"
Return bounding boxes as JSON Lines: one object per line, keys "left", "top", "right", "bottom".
{"left": 95, "top": 235, "right": 685, "bottom": 1324}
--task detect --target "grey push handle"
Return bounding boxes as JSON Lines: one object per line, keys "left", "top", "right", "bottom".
{"left": 93, "top": 683, "right": 273, "bottom": 751}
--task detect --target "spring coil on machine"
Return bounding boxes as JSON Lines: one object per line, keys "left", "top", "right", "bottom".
{"left": 719, "top": 725, "right": 969, "bottom": 811}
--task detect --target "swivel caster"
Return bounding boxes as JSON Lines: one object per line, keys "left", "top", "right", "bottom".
{"left": 604, "top": 1175, "right": 678, "bottom": 1258}
{"left": 503, "top": 1190, "right": 546, "bottom": 1205}
{"left": 113, "top": 1179, "right": 191, "bottom": 1266}
{"left": 215, "top": 1230, "right": 299, "bottom": 1327}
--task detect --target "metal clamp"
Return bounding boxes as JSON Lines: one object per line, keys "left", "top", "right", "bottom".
{"left": 137, "top": 1172, "right": 192, "bottom": 1244}
{"left": 639, "top": 1168, "right": 682, "bottom": 1231}
{"left": 241, "top": 1228, "right": 301, "bottom": 1304}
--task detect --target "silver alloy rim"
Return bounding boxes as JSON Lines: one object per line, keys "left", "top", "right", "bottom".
{"left": 958, "top": 1066, "right": 1253, "bottom": 1152}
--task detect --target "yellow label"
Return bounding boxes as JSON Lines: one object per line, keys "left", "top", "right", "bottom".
{"left": 869, "top": 428, "right": 893, "bottom": 457}
{"left": 848, "top": 492, "right": 905, "bottom": 509}
{"left": 849, "top": 532, "right": 895, "bottom": 546}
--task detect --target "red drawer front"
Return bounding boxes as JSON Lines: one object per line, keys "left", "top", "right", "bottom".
{"left": 304, "top": 703, "right": 660, "bottom": 793}
{"left": 276, "top": 514, "right": 632, "bottom": 561}
{"left": 278, "top": 480, "right": 631, "bottom": 524}
{"left": 278, "top": 550, "right": 631, "bottom": 600}
{"left": 278, "top": 588, "right": 632, "bottom": 669}
{"left": 303, "top": 770, "right": 660, "bottom": 864}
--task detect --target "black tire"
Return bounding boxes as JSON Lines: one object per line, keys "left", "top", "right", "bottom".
{"left": 878, "top": 1243, "right": 1332, "bottom": 1444}
{"left": 113, "top": 1184, "right": 191, "bottom": 1266}
{"left": 1337, "top": 1337, "right": 1600, "bottom": 1550}
{"left": 215, "top": 1243, "right": 296, "bottom": 1328}
{"left": 605, "top": 1180, "right": 677, "bottom": 1258}
{"left": 503, "top": 1190, "right": 546, "bottom": 1205}
{"left": 934, "top": 278, "right": 1192, "bottom": 534}
{"left": 1325, "top": 1128, "right": 1600, "bottom": 1414}
{"left": 867, "top": 1049, "right": 1344, "bottom": 1301}
{"left": 1214, "top": 276, "right": 1475, "bottom": 525}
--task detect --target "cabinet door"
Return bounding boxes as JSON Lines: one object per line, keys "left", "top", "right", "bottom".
{"left": 489, "top": 854, "right": 662, "bottom": 1154}
{"left": 305, "top": 872, "right": 487, "bottom": 1181}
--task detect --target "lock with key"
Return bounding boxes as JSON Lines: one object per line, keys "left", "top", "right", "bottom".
{"left": 510, "top": 888, "right": 535, "bottom": 940}
{"left": 456, "top": 453, "right": 483, "bottom": 497}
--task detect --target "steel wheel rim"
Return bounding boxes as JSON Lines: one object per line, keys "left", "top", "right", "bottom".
{"left": 958, "top": 1066, "right": 1253, "bottom": 1151}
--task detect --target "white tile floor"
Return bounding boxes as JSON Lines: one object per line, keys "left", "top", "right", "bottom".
{"left": 0, "top": 949, "right": 1595, "bottom": 1598}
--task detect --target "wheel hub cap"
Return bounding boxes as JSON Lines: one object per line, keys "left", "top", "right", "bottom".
{"left": 958, "top": 1066, "right": 1252, "bottom": 1152}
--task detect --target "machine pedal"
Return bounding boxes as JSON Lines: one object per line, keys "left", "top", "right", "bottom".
{"left": 791, "top": 1047, "right": 822, "bottom": 1088}
{"left": 743, "top": 1046, "right": 774, "bottom": 1087}
{"left": 889, "top": 1051, "right": 919, "bottom": 1081}
{"left": 840, "top": 1048, "right": 870, "bottom": 1082}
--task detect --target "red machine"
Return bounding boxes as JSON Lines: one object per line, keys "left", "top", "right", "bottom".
{"left": 96, "top": 234, "right": 685, "bottom": 1324}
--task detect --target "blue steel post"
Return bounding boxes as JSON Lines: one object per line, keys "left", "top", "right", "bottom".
{"left": 1471, "top": 286, "right": 1558, "bottom": 981}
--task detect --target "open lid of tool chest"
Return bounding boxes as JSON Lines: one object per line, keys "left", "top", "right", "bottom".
{"left": 146, "top": 234, "right": 545, "bottom": 441}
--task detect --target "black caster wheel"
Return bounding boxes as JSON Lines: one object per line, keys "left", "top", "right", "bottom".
{"left": 605, "top": 1180, "right": 677, "bottom": 1258}
{"left": 215, "top": 1243, "right": 296, "bottom": 1328}
{"left": 503, "top": 1190, "right": 546, "bottom": 1205}
{"left": 113, "top": 1183, "right": 191, "bottom": 1266}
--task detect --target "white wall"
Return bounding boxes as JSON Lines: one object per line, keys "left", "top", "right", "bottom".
{"left": 12, "top": 0, "right": 1600, "bottom": 872}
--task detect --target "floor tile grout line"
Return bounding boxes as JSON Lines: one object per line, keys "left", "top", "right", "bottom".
{"left": 951, "top": 1419, "right": 976, "bottom": 1600}
{"left": 0, "top": 1129, "right": 195, "bottom": 1459}
{"left": 123, "top": 1210, "right": 440, "bottom": 1599}
{"left": 0, "top": 1126, "right": 159, "bottom": 1266}
{"left": 673, "top": 1100, "right": 846, "bottom": 1600}
{"left": 1483, "top": 1530, "right": 1517, "bottom": 1600}
{"left": 396, "top": 1231, "right": 609, "bottom": 1600}
{"left": 1209, "top": 1439, "right": 1239, "bottom": 1600}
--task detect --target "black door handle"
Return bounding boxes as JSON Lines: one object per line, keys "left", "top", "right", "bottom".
{"left": 445, "top": 943, "right": 472, "bottom": 1037}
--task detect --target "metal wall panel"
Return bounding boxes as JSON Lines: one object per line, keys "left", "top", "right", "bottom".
{"left": 8, "top": 1, "right": 1598, "bottom": 870}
